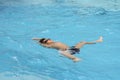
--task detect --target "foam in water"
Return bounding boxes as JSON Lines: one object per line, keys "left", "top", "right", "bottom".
{"left": 0, "top": 0, "right": 120, "bottom": 11}
{"left": 0, "top": 72, "right": 56, "bottom": 80}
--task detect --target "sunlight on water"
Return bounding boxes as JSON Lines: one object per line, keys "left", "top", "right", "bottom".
{"left": 0, "top": 0, "right": 120, "bottom": 80}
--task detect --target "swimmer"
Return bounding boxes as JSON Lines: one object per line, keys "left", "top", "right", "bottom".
{"left": 32, "top": 36, "right": 103, "bottom": 62}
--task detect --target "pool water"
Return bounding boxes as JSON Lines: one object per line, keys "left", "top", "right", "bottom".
{"left": 0, "top": 0, "right": 120, "bottom": 80}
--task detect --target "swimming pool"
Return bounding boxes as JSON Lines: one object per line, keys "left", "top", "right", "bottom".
{"left": 0, "top": 0, "right": 120, "bottom": 80}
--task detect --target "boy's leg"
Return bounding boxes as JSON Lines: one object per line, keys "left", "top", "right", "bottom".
{"left": 59, "top": 51, "right": 81, "bottom": 62}
{"left": 74, "top": 36, "right": 103, "bottom": 49}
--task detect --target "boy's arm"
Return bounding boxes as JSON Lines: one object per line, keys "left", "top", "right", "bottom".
{"left": 32, "top": 38, "right": 41, "bottom": 41}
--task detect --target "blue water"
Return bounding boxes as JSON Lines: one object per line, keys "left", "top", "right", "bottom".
{"left": 0, "top": 0, "right": 120, "bottom": 80}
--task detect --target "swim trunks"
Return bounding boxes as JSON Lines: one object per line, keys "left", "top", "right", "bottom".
{"left": 59, "top": 46, "right": 80, "bottom": 55}
{"left": 68, "top": 46, "right": 80, "bottom": 55}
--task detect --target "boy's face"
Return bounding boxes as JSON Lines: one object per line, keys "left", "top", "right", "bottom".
{"left": 46, "top": 39, "right": 54, "bottom": 44}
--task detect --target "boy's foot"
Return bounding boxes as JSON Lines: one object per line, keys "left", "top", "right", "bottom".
{"left": 96, "top": 36, "right": 103, "bottom": 42}
{"left": 73, "top": 58, "right": 81, "bottom": 62}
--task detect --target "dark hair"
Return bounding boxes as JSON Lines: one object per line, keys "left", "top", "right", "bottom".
{"left": 39, "top": 38, "right": 50, "bottom": 43}
{"left": 39, "top": 38, "right": 46, "bottom": 43}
